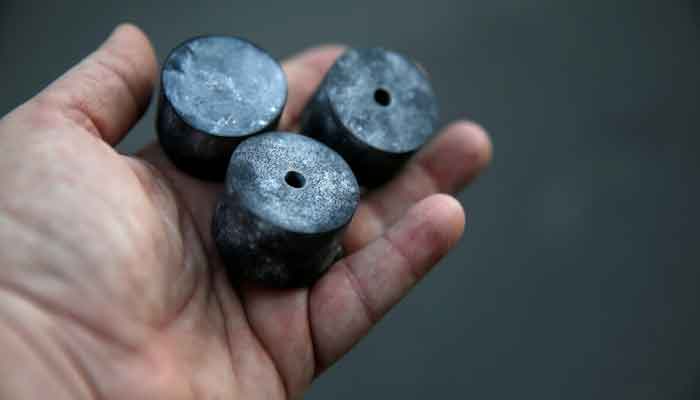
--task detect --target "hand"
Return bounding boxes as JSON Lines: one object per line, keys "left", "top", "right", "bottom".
{"left": 0, "top": 25, "right": 491, "bottom": 399}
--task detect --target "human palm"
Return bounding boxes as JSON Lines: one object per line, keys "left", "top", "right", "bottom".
{"left": 0, "top": 25, "right": 491, "bottom": 399}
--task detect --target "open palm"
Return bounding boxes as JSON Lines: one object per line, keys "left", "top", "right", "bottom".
{"left": 0, "top": 25, "right": 491, "bottom": 399}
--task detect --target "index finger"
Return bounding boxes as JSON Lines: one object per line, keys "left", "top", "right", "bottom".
{"left": 279, "top": 45, "right": 346, "bottom": 130}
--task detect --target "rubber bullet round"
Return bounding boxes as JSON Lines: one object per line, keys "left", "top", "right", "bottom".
{"left": 301, "top": 47, "right": 439, "bottom": 188}
{"left": 157, "top": 36, "right": 287, "bottom": 180}
{"left": 212, "top": 132, "right": 359, "bottom": 288}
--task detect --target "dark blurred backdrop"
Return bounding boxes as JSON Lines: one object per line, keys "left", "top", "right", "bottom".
{"left": 1, "top": 1, "right": 699, "bottom": 398}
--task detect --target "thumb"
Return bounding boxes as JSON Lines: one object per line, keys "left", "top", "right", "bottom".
{"left": 23, "top": 24, "right": 158, "bottom": 145}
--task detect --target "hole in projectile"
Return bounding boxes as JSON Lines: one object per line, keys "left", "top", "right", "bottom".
{"left": 374, "top": 88, "right": 391, "bottom": 106}
{"left": 285, "top": 170, "right": 306, "bottom": 188}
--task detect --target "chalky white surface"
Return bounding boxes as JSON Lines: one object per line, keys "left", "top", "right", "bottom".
{"left": 326, "top": 48, "right": 439, "bottom": 153}
{"left": 226, "top": 132, "right": 359, "bottom": 234}
{"left": 163, "top": 36, "right": 286, "bottom": 137}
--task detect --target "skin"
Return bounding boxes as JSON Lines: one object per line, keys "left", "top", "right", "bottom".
{"left": 0, "top": 24, "right": 492, "bottom": 399}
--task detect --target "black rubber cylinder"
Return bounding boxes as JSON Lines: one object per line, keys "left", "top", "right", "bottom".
{"left": 300, "top": 47, "right": 439, "bottom": 188}
{"left": 157, "top": 36, "right": 287, "bottom": 180}
{"left": 212, "top": 132, "right": 359, "bottom": 288}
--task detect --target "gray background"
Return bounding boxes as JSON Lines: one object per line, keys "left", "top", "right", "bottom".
{"left": 1, "top": 0, "right": 699, "bottom": 398}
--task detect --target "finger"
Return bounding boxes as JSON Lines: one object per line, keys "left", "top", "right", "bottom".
{"left": 309, "top": 194, "right": 465, "bottom": 371}
{"left": 279, "top": 45, "right": 346, "bottom": 130}
{"left": 26, "top": 23, "right": 158, "bottom": 145}
{"left": 344, "top": 121, "right": 491, "bottom": 252}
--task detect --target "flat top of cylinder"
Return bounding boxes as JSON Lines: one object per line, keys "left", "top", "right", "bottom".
{"left": 162, "top": 36, "right": 287, "bottom": 137}
{"left": 326, "top": 47, "right": 440, "bottom": 154}
{"left": 225, "top": 132, "right": 359, "bottom": 234}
